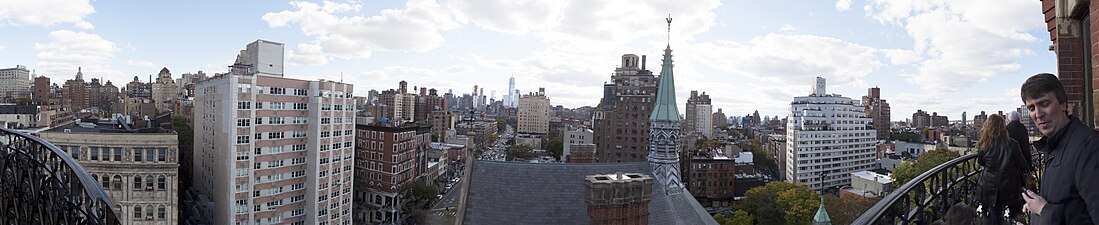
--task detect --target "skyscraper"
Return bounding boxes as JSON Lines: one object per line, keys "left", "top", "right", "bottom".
{"left": 862, "top": 87, "right": 890, "bottom": 140}
{"left": 785, "top": 77, "right": 876, "bottom": 191}
{"left": 685, "top": 90, "right": 713, "bottom": 138}
{"left": 507, "top": 77, "right": 516, "bottom": 107}
{"left": 517, "top": 88, "right": 550, "bottom": 148}
{"left": 0, "top": 65, "right": 31, "bottom": 103}
{"left": 193, "top": 40, "right": 355, "bottom": 225}
{"left": 152, "top": 67, "right": 180, "bottom": 113}
{"left": 593, "top": 53, "right": 658, "bottom": 163}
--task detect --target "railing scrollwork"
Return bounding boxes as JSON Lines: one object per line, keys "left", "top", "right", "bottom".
{"left": 0, "top": 128, "right": 120, "bottom": 224}
{"left": 854, "top": 154, "right": 982, "bottom": 224}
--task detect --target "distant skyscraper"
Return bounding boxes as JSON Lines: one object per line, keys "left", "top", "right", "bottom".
{"left": 786, "top": 77, "right": 876, "bottom": 191}
{"left": 712, "top": 108, "right": 727, "bottom": 128}
{"left": 517, "top": 88, "right": 550, "bottom": 148}
{"left": 152, "top": 67, "right": 179, "bottom": 113}
{"left": 685, "top": 90, "right": 713, "bottom": 138}
{"left": 862, "top": 87, "right": 891, "bottom": 140}
{"left": 507, "top": 77, "right": 516, "bottom": 107}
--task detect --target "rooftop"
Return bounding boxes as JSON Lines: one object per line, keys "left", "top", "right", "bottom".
{"left": 459, "top": 160, "right": 718, "bottom": 225}
{"left": 852, "top": 170, "right": 893, "bottom": 184}
{"left": 44, "top": 116, "right": 173, "bottom": 134}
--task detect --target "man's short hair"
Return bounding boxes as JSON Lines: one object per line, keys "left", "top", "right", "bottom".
{"left": 1009, "top": 111, "right": 1021, "bottom": 121}
{"left": 1021, "top": 73, "right": 1067, "bottom": 103}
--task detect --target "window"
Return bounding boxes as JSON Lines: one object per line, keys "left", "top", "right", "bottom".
{"left": 145, "top": 175, "right": 154, "bottom": 190}
{"left": 113, "top": 148, "right": 121, "bottom": 161}
{"left": 112, "top": 175, "right": 122, "bottom": 191}
{"left": 271, "top": 87, "right": 286, "bottom": 95}
{"left": 146, "top": 148, "right": 155, "bottom": 162}
{"left": 158, "top": 205, "right": 166, "bottom": 219}
{"left": 134, "top": 176, "right": 142, "bottom": 190}
{"left": 100, "top": 175, "right": 109, "bottom": 189}
{"left": 146, "top": 205, "right": 153, "bottom": 219}
{"left": 158, "top": 148, "right": 166, "bottom": 162}
{"left": 237, "top": 136, "right": 251, "bottom": 144}
{"left": 134, "top": 205, "right": 142, "bottom": 219}
{"left": 134, "top": 148, "right": 143, "bottom": 162}
{"left": 238, "top": 101, "right": 251, "bottom": 109}
{"left": 90, "top": 147, "right": 99, "bottom": 161}
{"left": 237, "top": 119, "right": 251, "bottom": 127}
{"left": 157, "top": 175, "right": 166, "bottom": 190}
{"left": 294, "top": 89, "right": 308, "bottom": 96}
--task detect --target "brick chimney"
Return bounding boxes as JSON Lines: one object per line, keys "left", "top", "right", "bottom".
{"left": 585, "top": 173, "right": 653, "bottom": 225}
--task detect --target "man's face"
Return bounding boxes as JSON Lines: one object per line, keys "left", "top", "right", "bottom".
{"left": 1024, "top": 92, "right": 1070, "bottom": 136}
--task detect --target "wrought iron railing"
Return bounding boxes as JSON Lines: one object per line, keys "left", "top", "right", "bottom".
{"left": 0, "top": 128, "right": 120, "bottom": 224}
{"left": 853, "top": 154, "right": 982, "bottom": 224}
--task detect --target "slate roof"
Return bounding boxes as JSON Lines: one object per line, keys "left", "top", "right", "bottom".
{"left": 458, "top": 160, "right": 718, "bottom": 225}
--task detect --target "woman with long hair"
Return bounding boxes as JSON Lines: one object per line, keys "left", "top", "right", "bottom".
{"left": 976, "top": 114, "right": 1029, "bottom": 225}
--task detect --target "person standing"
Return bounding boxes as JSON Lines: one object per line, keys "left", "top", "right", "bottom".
{"left": 1007, "top": 111, "right": 1034, "bottom": 171}
{"left": 1019, "top": 73, "right": 1099, "bottom": 224}
{"left": 977, "top": 114, "right": 1028, "bottom": 224}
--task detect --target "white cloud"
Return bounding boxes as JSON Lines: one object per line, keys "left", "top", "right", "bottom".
{"left": 34, "top": 30, "right": 124, "bottom": 82}
{"left": 74, "top": 21, "right": 93, "bottom": 30}
{"left": 835, "top": 0, "right": 852, "bottom": 11}
{"left": 780, "top": 24, "right": 797, "bottom": 32}
{"left": 448, "top": 0, "right": 565, "bottom": 35}
{"left": 0, "top": 0, "right": 94, "bottom": 27}
{"left": 0, "top": 45, "right": 5, "bottom": 52}
{"left": 543, "top": 0, "right": 721, "bottom": 45}
{"left": 287, "top": 43, "right": 328, "bottom": 66}
{"left": 125, "top": 60, "right": 155, "bottom": 68}
{"left": 865, "top": 0, "right": 1043, "bottom": 93}
{"left": 263, "top": 0, "right": 458, "bottom": 64}
{"left": 687, "top": 33, "right": 883, "bottom": 88}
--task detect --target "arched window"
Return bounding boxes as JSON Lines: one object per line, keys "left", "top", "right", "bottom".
{"left": 157, "top": 205, "right": 166, "bottom": 219}
{"left": 112, "top": 175, "right": 122, "bottom": 191}
{"left": 157, "top": 175, "right": 166, "bottom": 190}
{"left": 145, "top": 205, "right": 153, "bottom": 219}
{"left": 133, "top": 176, "right": 142, "bottom": 190}
{"left": 144, "top": 175, "right": 153, "bottom": 190}
{"left": 133, "top": 205, "right": 141, "bottom": 219}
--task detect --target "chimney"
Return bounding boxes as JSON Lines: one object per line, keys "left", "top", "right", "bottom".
{"left": 585, "top": 173, "right": 653, "bottom": 225}
{"left": 641, "top": 55, "right": 647, "bottom": 70}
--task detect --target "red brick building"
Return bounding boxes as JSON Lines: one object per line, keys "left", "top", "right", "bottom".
{"left": 1041, "top": 0, "right": 1099, "bottom": 127}
{"left": 353, "top": 123, "right": 430, "bottom": 224}
{"left": 568, "top": 144, "right": 598, "bottom": 163}
{"left": 688, "top": 155, "right": 737, "bottom": 206}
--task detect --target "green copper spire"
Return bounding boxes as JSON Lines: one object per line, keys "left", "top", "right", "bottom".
{"left": 650, "top": 15, "right": 680, "bottom": 122}
{"left": 813, "top": 196, "right": 832, "bottom": 225}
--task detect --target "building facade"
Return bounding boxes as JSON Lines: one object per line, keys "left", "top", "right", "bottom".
{"left": 593, "top": 54, "right": 658, "bottom": 163}
{"left": 564, "top": 128, "right": 593, "bottom": 162}
{"left": 862, "top": 87, "right": 890, "bottom": 140}
{"left": 1039, "top": 0, "right": 1099, "bottom": 127}
{"left": 685, "top": 90, "right": 713, "bottom": 138}
{"left": 517, "top": 88, "right": 549, "bottom": 148}
{"left": 152, "top": 68, "right": 180, "bottom": 113}
{"left": 0, "top": 65, "right": 31, "bottom": 103}
{"left": 785, "top": 77, "right": 877, "bottom": 191}
{"left": 33, "top": 75, "right": 50, "bottom": 105}
{"left": 41, "top": 120, "right": 180, "bottom": 225}
{"left": 193, "top": 39, "right": 356, "bottom": 225}
{"left": 353, "top": 123, "right": 430, "bottom": 225}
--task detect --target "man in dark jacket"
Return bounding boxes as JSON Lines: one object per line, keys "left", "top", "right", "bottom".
{"left": 1007, "top": 111, "right": 1035, "bottom": 171}
{"left": 1019, "top": 73, "right": 1099, "bottom": 224}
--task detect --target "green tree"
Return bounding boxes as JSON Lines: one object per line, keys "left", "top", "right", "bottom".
{"left": 410, "top": 177, "right": 439, "bottom": 205}
{"left": 544, "top": 138, "right": 563, "bottom": 161}
{"left": 728, "top": 210, "right": 752, "bottom": 225}
{"left": 891, "top": 148, "right": 961, "bottom": 186}
{"left": 742, "top": 182, "right": 819, "bottom": 225}
{"left": 496, "top": 117, "right": 506, "bottom": 133}
{"left": 507, "top": 144, "right": 535, "bottom": 160}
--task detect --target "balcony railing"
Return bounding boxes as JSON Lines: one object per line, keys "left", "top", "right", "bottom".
{"left": 853, "top": 154, "right": 982, "bottom": 224}
{"left": 0, "top": 128, "right": 120, "bottom": 224}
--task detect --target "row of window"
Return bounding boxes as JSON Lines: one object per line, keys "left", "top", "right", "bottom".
{"left": 132, "top": 204, "right": 168, "bottom": 221}
{"left": 90, "top": 174, "right": 168, "bottom": 192}
{"left": 59, "top": 145, "right": 169, "bottom": 163}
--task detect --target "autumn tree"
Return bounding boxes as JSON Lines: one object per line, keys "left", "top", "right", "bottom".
{"left": 741, "top": 182, "right": 820, "bottom": 225}
{"left": 891, "top": 148, "right": 961, "bottom": 186}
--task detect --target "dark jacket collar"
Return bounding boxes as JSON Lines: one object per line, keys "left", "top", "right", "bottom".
{"left": 1033, "top": 115, "right": 1078, "bottom": 153}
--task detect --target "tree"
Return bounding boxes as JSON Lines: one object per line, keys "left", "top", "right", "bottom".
{"left": 824, "top": 194, "right": 878, "bottom": 225}
{"left": 410, "top": 178, "right": 439, "bottom": 206}
{"left": 496, "top": 117, "right": 506, "bottom": 133}
{"left": 544, "top": 138, "right": 563, "bottom": 161}
{"left": 728, "top": 210, "right": 752, "bottom": 225}
{"left": 890, "top": 148, "right": 961, "bottom": 186}
{"left": 741, "top": 182, "right": 819, "bottom": 225}
{"left": 506, "top": 144, "right": 535, "bottom": 160}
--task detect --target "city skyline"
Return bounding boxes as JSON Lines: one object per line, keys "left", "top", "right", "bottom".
{"left": 0, "top": 0, "right": 1054, "bottom": 120}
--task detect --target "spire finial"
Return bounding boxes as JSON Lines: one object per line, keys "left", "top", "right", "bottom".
{"left": 666, "top": 14, "right": 673, "bottom": 46}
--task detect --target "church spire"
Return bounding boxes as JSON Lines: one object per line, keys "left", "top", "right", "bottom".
{"left": 648, "top": 14, "right": 684, "bottom": 196}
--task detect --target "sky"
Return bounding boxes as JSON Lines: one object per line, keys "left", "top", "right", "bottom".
{"left": 0, "top": 0, "right": 1055, "bottom": 121}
